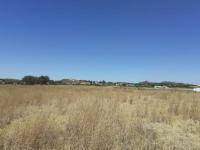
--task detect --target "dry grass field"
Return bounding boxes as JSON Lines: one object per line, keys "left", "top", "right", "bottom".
{"left": 0, "top": 85, "right": 200, "bottom": 150}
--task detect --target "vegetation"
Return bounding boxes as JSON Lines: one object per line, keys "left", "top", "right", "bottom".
{"left": 22, "top": 76, "right": 50, "bottom": 85}
{"left": 0, "top": 76, "right": 194, "bottom": 88}
{"left": 0, "top": 85, "right": 200, "bottom": 150}
{"left": 0, "top": 79, "right": 21, "bottom": 85}
{"left": 135, "top": 81, "right": 193, "bottom": 88}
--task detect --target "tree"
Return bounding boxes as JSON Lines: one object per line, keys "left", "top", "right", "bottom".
{"left": 38, "top": 76, "right": 50, "bottom": 85}
{"left": 22, "top": 76, "right": 50, "bottom": 85}
{"left": 22, "top": 76, "right": 37, "bottom": 85}
{"left": 101, "top": 80, "right": 106, "bottom": 85}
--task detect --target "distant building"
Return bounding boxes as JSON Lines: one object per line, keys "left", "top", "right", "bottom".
{"left": 96, "top": 82, "right": 104, "bottom": 86}
{"left": 61, "top": 79, "right": 80, "bottom": 85}
{"left": 154, "top": 86, "right": 169, "bottom": 89}
{"left": 115, "top": 82, "right": 122, "bottom": 86}
{"left": 193, "top": 85, "right": 200, "bottom": 92}
{"left": 79, "top": 80, "right": 91, "bottom": 85}
{"left": 116, "top": 82, "right": 134, "bottom": 87}
{"left": 193, "top": 88, "right": 200, "bottom": 92}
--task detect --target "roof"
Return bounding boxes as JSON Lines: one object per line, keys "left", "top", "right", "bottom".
{"left": 193, "top": 85, "right": 200, "bottom": 88}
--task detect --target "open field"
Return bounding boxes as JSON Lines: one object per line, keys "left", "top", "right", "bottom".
{"left": 0, "top": 85, "right": 200, "bottom": 150}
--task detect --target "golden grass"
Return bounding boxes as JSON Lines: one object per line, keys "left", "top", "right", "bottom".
{"left": 0, "top": 85, "right": 200, "bottom": 150}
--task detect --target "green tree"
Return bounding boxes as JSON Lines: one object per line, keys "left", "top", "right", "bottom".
{"left": 22, "top": 76, "right": 37, "bottom": 85}
{"left": 38, "top": 76, "right": 50, "bottom": 85}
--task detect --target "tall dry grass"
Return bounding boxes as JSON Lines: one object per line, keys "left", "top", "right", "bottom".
{"left": 0, "top": 85, "right": 200, "bottom": 150}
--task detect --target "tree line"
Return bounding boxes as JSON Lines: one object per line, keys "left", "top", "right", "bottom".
{"left": 0, "top": 76, "right": 51, "bottom": 85}
{"left": 135, "top": 81, "right": 193, "bottom": 88}
{"left": 0, "top": 76, "right": 194, "bottom": 88}
{"left": 0, "top": 76, "right": 116, "bottom": 86}
{"left": 22, "top": 76, "right": 51, "bottom": 85}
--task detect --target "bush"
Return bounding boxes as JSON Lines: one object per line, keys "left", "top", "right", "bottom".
{"left": 22, "top": 76, "right": 50, "bottom": 85}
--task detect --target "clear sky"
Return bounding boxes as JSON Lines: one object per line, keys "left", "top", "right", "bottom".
{"left": 0, "top": 0, "right": 200, "bottom": 83}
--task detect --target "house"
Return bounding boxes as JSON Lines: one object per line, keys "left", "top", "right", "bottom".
{"left": 193, "top": 85, "right": 200, "bottom": 92}
{"left": 79, "top": 80, "right": 91, "bottom": 85}
{"left": 193, "top": 88, "right": 200, "bottom": 92}
{"left": 154, "top": 86, "right": 169, "bottom": 89}
{"left": 61, "top": 79, "right": 81, "bottom": 85}
{"left": 116, "top": 82, "right": 126, "bottom": 86}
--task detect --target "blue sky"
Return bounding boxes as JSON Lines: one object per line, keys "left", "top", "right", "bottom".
{"left": 0, "top": 0, "right": 200, "bottom": 83}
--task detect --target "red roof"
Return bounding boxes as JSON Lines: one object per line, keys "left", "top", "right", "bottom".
{"left": 193, "top": 85, "right": 200, "bottom": 88}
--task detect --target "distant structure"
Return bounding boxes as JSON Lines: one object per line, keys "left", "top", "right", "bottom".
{"left": 154, "top": 86, "right": 169, "bottom": 89}
{"left": 61, "top": 79, "right": 80, "bottom": 85}
{"left": 79, "top": 80, "right": 91, "bottom": 85}
{"left": 115, "top": 82, "right": 134, "bottom": 87}
{"left": 193, "top": 85, "right": 200, "bottom": 92}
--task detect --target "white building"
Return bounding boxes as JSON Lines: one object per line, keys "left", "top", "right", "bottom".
{"left": 193, "top": 85, "right": 200, "bottom": 92}
{"left": 193, "top": 88, "right": 200, "bottom": 92}
{"left": 154, "top": 86, "right": 169, "bottom": 89}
